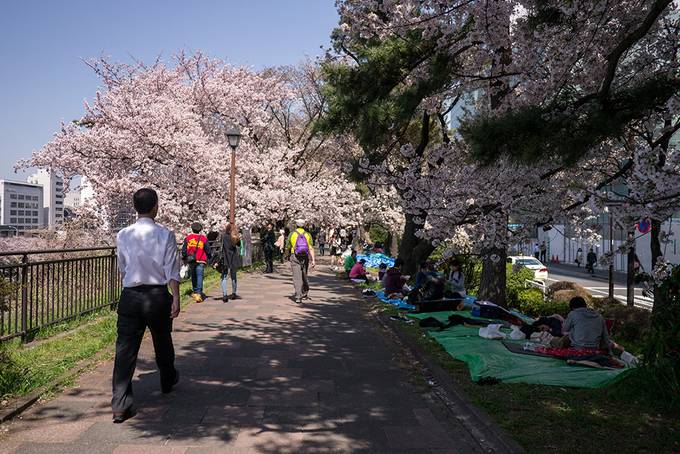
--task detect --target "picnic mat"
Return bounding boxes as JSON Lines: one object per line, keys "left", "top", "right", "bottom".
{"left": 357, "top": 253, "right": 395, "bottom": 269}
{"left": 407, "top": 311, "right": 632, "bottom": 388}
{"left": 375, "top": 290, "right": 415, "bottom": 310}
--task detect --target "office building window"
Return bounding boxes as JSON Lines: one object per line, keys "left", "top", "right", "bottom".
{"left": 10, "top": 194, "right": 17, "bottom": 199}
{"left": 10, "top": 218, "right": 17, "bottom": 223}
{"left": 18, "top": 195, "right": 24, "bottom": 200}
{"left": 17, "top": 218, "right": 24, "bottom": 224}
{"left": 18, "top": 210, "right": 24, "bottom": 216}
{"left": 18, "top": 202, "right": 24, "bottom": 208}
{"left": 32, "top": 196, "right": 38, "bottom": 201}
{"left": 33, "top": 211, "right": 38, "bottom": 216}
{"left": 10, "top": 202, "right": 16, "bottom": 208}
{"left": 10, "top": 210, "right": 16, "bottom": 215}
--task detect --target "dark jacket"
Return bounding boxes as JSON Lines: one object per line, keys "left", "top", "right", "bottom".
{"left": 261, "top": 229, "right": 276, "bottom": 252}
{"left": 382, "top": 267, "right": 404, "bottom": 294}
{"left": 221, "top": 233, "right": 242, "bottom": 270}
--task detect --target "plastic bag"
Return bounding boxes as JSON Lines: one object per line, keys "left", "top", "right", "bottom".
{"left": 479, "top": 324, "right": 506, "bottom": 340}
{"left": 620, "top": 351, "right": 640, "bottom": 367}
{"left": 508, "top": 325, "right": 525, "bottom": 340}
{"left": 180, "top": 264, "right": 189, "bottom": 279}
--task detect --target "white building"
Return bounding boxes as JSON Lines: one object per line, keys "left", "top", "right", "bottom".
{"left": 0, "top": 180, "right": 44, "bottom": 236}
{"left": 27, "top": 169, "right": 65, "bottom": 229}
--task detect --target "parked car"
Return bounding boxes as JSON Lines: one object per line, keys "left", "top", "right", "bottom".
{"left": 507, "top": 256, "right": 549, "bottom": 281}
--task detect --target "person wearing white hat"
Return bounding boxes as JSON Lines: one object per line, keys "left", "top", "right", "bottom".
{"left": 287, "top": 219, "right": 316, "bottom": 303}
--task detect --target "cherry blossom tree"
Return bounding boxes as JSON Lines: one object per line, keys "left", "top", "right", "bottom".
{"left": 322, "top": 0, "right": 680, "bottom": 305}
{"left": 20, "top": 53, "right": 362, "bottom": 234}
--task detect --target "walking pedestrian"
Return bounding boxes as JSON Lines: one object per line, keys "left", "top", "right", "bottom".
{"left": 586, "top": 248, "right": 597, "bottom": 275}
{"left": 287, "top": 219, "right": 316, "bottom": 304}
{"left": 539, "top": 241, "right": 547, "bottom": 263}
{"left": 112, "top": 188, "right": 180, "bottom": 423}
{"left": 575, "top": 247, "right": 583, "bottom": 268}
{"left": 275, "top": 229, "right": 286, "bottom": 263}
{"left": 181, "top": 222, "right": 211, "bottom": 303}
{"left": 261, "top": 222, "right": 276, "bottom": 273}
{"left": 318, "top": 229, "right": 327, "bottom": 256}
{"left": 533, "top": 243, "right": 540, "bottom": 259}
{"left": 219, "top": 223, "right": 242, "bottom": 302}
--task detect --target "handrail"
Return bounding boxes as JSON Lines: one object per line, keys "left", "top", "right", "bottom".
{"left": 0, "top": 246, "right": 116, "bottom": 257}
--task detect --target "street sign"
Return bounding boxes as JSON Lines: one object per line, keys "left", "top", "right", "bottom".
{"left": 637, "top": 219, "right": 651, "bottom": 234}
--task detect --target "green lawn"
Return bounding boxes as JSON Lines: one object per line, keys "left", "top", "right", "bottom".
{"left": 378, "top": 303, "right": 680, "bottom": 454}
{"left": 0, "top": 267, "right": 224, "bottom": 401}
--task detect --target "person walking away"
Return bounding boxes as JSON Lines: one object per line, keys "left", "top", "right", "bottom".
{"left": 533, "top": 243, "right": 540, "bottom": 260}
{"left": 181, "top": 222, "right": 211, "bottom": 303}
{"left": 219, "top": 223, "right": 242, "bottom": 302}
{"left": 448, "top": 259, "right": 466, "bottom": 296}
{"left": 318, "top": 229, "right": 327, "bottom": 256}
{"left": 274, "top": 229, "right": 286, "bottom": 264}
{"left": 575, "top": 247, "right": 583, "bottom": 268}
{"left": 287, "top": 219, "right": 316, "bottom": 304}
{"left": 112, "top": 188, "right": 180, "bottom": 423}
{"left": 539, "top": 241, "right": 547, "bottom": 263}
{"left": 586, "top": 248, "right": 597, "bottom": 275}
{"left": 261, "top": 223, "right": 276, "bottom": 273}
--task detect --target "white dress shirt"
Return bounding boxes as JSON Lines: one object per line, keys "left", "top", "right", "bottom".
{"left": 117, "top": 217, "right": 181, "bottom": 288}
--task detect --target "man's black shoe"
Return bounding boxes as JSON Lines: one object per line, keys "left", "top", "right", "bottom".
{"left": 162, "top": 370, "right": 180, "bottom": 394}
{"left": 230, "top": 294, "right": 241, "bottom": 300}
{"left": 222, "top": 295, "right": 229, "bottom": 303}
{"left": 112, "top": 408, "right": 136, "bottom": 424}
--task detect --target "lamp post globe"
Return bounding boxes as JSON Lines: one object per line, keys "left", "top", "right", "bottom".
{"left": 226, "top": 127, "right": 241, "bottom": 151}
{"left": 226, "top": 127, "right": 241, "bottom": 233}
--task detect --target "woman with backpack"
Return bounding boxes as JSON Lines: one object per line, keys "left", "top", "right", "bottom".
{"left": 287, "top": 219, "right": 316, "bottom": 304}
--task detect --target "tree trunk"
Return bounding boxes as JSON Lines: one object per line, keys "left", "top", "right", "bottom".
{"left": 626, "top": 231, "right": 636, "bottom": 307}
{"left": 651, "top": 218, "right": 664, "bottom": 316}
{"left": 478, "top": 246, "right": 507, "bottom": 307}
{"left": 398, "top": 213, "right": 434, "bottom": 276}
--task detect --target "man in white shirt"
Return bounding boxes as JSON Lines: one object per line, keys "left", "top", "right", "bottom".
{"left": 111, "top": 188, "right": 181, "bottom": 423}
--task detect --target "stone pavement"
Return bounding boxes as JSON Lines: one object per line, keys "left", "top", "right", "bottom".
{"left": 0, "top": 261, "right": 496, "bottom": 454}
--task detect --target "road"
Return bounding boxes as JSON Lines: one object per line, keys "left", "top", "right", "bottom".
{"left": 544, "top": 263, "right": 653, "bottom": 310}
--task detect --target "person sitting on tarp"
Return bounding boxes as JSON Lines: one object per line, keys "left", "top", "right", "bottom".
{"left": 409, "top": 267, "right": 445, "bottom": 304}
{"left": 413, "top": 262, "right": 437, "bottom": 291}
{"left": 382, "top": 258, "right": 407, "bottom": 298}
{"left": 447, "top": 259, "right": 466, "bottom": 296}
{"left": 349, "top": 259, "right": 369, "bottom": 282}
{"left": 550, "top": 297, "right": 612, "bottom": 353}
{"left": 343, "top": 250, "right": 357, "bottom": 277}
{"left": 378, "top": 262, "right": 388, "bottom": 281}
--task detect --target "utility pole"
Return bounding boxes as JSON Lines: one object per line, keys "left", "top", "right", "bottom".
{"left": 608, "top": 213, "right": 614, "bottom": 299}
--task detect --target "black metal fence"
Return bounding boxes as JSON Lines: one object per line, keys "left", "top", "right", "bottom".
{"left": 0, "top": 247, "right": 121, "bottom": 342}
{"left": 0, "top": 237, "right": 264, "bottom": 343}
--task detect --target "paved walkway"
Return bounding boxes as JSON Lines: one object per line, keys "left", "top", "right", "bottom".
{"left": 1, "top": 261, "right": 491, "bottom": 453}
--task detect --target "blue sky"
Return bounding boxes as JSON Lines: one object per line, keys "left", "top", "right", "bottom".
{"left": 0, "top": 0, "right": 339, "bottom": 180}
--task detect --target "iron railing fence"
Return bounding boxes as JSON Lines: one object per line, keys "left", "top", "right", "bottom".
{"left": 0, "top": 247, "right": 120, "bottom": 342}
{"left": 0, "top": 238, "right": 262, "bottom": 343}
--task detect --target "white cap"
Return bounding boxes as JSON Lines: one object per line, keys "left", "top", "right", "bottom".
{"left": 295, "top": 219, "right": 305, "bottom": 227}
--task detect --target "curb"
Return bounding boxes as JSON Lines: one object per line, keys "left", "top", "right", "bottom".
{"left": 0, "top": 346, "right": 112, "bottom": 424}
{"left": 374, "top": 309, "right": 525, "bottom": 454}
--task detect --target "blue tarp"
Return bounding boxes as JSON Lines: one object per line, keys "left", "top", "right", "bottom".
{"left": 374, "top": 290, "right": 415, "bottom": 310}
{"left": 357, "top": 253, "right": 395, "bottom": 269}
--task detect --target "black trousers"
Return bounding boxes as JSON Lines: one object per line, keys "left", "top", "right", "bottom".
{"left": 264, "top": 249, "right": 274, "bottom": 273}
{"left": 111, "top": 285, "right": 177, "bottom": 413}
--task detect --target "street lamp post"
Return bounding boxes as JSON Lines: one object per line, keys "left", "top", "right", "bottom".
{"left": 225, "top": 127, "right": 241, "bottom": 229}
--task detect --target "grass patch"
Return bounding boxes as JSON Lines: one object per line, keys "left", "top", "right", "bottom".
{"left": 373, "top": 302, "right": 680, "bottom": 453}
{"left": 1, "top": 268, "right": 223, "bottom": 401}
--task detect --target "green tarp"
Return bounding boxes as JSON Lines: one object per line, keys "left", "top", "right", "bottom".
{"left": 408, "top": 311, "right": 632, "bottom": 388}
